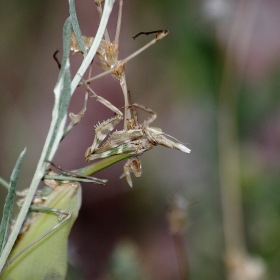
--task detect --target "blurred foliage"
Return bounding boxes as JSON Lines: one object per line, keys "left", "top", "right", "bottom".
{"left": 105, "top": 240, "right": 150, "bottom": 280}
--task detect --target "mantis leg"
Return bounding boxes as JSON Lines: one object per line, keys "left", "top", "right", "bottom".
{"left": 120, "top": 157, "right": 142, "bottom": 187}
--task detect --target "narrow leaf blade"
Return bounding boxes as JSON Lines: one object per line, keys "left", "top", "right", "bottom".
{"left": 0, "top": 148, "right": 26, "bottom": 253}
{"left": 69, "top": 0, "right": 87, "bottom": 56}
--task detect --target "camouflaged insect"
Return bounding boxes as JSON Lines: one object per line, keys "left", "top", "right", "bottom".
{"left": 70, "top": 0, "right": 189, "bottom": 187}
{"left": 85, "top": 103, "right": 191, "bottom": 187}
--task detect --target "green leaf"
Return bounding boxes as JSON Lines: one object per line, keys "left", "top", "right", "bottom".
{"left": 1, "top": 181, "right": 82, "bottom": 280}
{"left": 69, "top": 0, "right": 87, "bottom": 56}
{"left": 75, "top": 153, "right": 132, "bottom": 176}
{"left": 47, "top": 16, "right": 72, "bottom": 160}
{"left": 0, "top": 177, "right": 9, "bottom": 191}
{"left": 0, "top": 148, "right": 26, "bottom": 254}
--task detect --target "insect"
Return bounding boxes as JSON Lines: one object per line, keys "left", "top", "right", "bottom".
{"left": 70, "top": 0, "right": 173, "bottom": 186}
{"left": 83, "top": 86, "right": 191, "bottom": 186}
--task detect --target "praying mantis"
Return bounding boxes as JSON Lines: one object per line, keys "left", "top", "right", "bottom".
{"left": 83, "top": 90, "right": 191, "bottom": 186}
{"left": 71, "top": 0, "right": 190, "bottom": 187}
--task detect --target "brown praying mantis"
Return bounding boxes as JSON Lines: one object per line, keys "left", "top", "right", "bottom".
{"left": 70, "top": 0, "right": 190, "bottom": 187}
{"left": 83, "top": 83, "right": 191, "bottom": 186}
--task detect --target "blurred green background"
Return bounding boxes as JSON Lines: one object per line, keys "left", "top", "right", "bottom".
{"left": 1, "top": 0, "right": 280, "bottom": 279}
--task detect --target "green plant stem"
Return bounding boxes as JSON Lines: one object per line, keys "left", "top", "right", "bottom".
{"left": 74, "top": 154, "right": 132, "bottom": 176}
{"left": 0, "top": 178, "right": 9, "bottom": 191}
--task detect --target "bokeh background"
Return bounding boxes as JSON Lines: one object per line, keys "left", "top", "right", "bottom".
{"left": 1, "top": 0, "right": 280, "bottom": 279}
